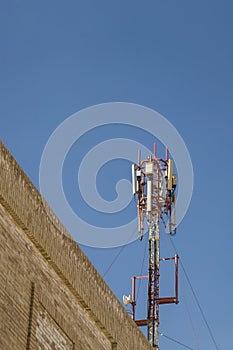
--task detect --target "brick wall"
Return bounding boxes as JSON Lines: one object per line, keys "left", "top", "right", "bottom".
{"left": 0, "top": 141, "right": 152, "bottom": 350}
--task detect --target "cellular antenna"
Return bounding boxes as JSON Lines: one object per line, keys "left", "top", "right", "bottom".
{"left": 124, "top": 143, "right": 178, "bottom": 349}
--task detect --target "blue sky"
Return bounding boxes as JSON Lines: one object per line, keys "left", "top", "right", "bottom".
{"left": 1, "top": 1, "right": 233, "bottom": 349}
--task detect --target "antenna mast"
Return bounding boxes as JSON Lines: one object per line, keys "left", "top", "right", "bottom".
{"left": 127, "top": 143, "right": 178, "bottom": 349}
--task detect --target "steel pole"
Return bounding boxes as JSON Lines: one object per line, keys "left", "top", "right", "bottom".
{"left": 147, "top": 224, "right": 153, "bottom": 345}
{"left": 147, "top": 166, "right": 161, "bottom": 349}
{"left": 154, "top": 213, "right": 160, "bottom": 349}
{"left": 147, "top": 218, "right": 160, "bottom": 349}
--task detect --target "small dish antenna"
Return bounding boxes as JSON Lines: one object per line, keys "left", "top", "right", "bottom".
{"left": 123, "top": 295, "right": 132, "bottom": 306}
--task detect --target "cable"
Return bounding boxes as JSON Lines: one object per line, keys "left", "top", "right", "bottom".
{"left": 102, "top": 227, "right": 138, "bottom": 278}
{"left": 164, "top": 233, "right": 201, "bottom": 349}
{"left": 159, "top": 332, "right": 194, "bottom": 350}
{"left": 136, "top": 235, "right": 148, "bottom": 300}
{"left": 169, "top": 237, "right": 220, "bottom": 350}
{"left": 182, "top": 293, "right": 201, "bottom": 350}
{"left": 102, "top": 245, "right": 127, "bottom": 278}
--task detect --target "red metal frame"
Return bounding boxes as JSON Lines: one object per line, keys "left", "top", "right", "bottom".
{"left": 130, "top": 254, "right": 179, "bottom": 326}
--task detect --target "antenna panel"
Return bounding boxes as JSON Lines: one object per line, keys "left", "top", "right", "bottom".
{"left": 167, "top": 159, "right": 173, "bottom": 190}
{"left": 147, "top": 179, "right": 152, "bottom": 212}
{"left": 131, "top": 164, "right": 137, "bottom": 195}
{"left": 145, "top": 162, "right": 154, "bottom": 175}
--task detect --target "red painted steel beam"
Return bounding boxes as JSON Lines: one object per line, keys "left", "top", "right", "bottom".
{"left": 158, "top": 297, "right": 176, "bottom": 305}
{"left": 135, "top": 319, "right": 147, "bottom": 327}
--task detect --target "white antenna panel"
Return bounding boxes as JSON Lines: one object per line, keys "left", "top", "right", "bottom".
{"left": 145, "top": 162, "right": 154, "bottom": 175}
{"left": 168, "top": 159, "right": 173, "bottom": 190}
{"left": 131, "top": 164, "right": 137, "bottom": 195}
{"left": 147, "top": 179, "right": 152, "bottom": 212}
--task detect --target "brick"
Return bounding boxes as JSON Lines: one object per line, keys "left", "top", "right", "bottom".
{"left": 0, "top": 141, "right": 152, "bottom": 350}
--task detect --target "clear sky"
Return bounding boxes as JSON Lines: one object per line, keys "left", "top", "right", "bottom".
{"left": 1, "top": 1, "right": 233, "bottom": 349}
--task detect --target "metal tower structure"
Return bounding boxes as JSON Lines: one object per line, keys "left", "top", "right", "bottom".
{"left": 123, "top": 143, "right": 178, "bottom": 349}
